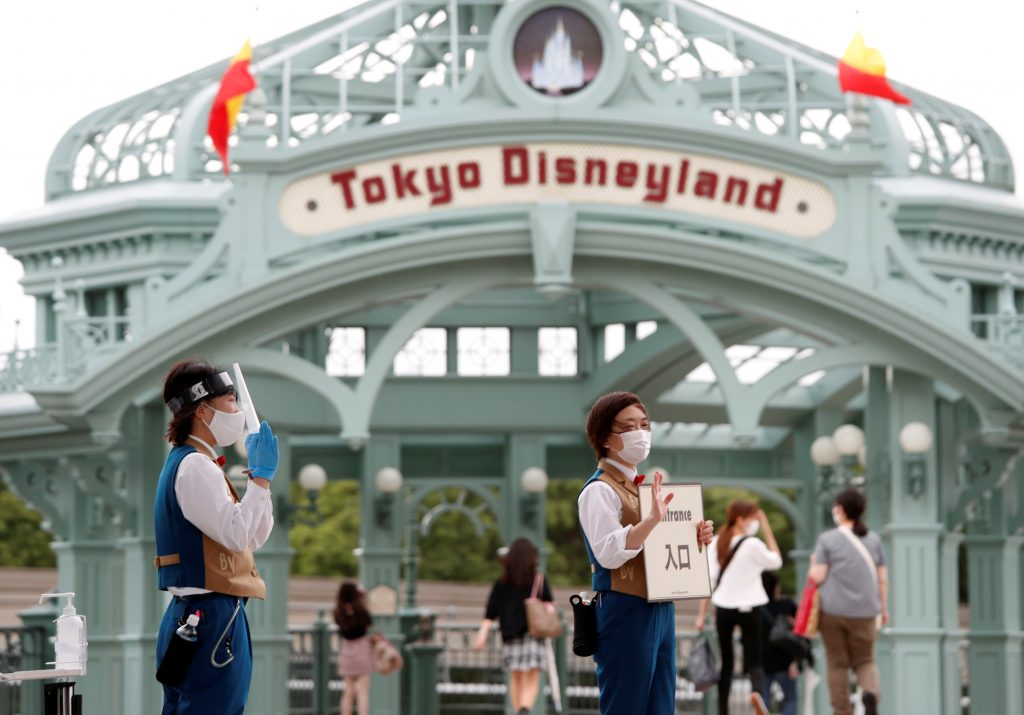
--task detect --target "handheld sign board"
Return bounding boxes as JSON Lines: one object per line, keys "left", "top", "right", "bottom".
{"left": 638, "top": 483, "right": 712, "bottom": 602}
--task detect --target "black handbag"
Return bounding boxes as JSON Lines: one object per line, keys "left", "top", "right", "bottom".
{"left": 768, "top": 613, "right": 811, "bottom": 660}
{"left": 687, "top": 634, "right": 720, "bottom": 692}
{"left": 569, "top": 594, "right": 597, "bottom": 657}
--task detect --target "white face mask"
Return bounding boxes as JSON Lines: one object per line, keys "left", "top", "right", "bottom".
{"left": 203, "top": 407, "right": 246, "bottom": 447}
{"left": 745, "top": 520, "right": 761, "bottom": 537}
{"left": 614, "top": 429, "right": 651, "bottom": 465}
{"left": 832, "top": 507, "right": 843, "bottom": 526}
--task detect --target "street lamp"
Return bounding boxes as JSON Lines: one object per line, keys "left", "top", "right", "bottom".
{"left": 298, "top": 463, "right": 328, "bottom": 493}
{"left": 520, "top": 467, "right": 548, "bottom": 528}
{"left": 833, "top": 424, "right": 865, "bottom": 485}
{"left": 810, "top": 435, "right": 840, "bottom": 484}
{"left": 899, "top": 422, "right": 933, "bottom": 499}
{"left": 375, "top": 466, "right": 403, "bottom": 528}
{"left": 277, "top": 463, "right": 328, "bottom": 525}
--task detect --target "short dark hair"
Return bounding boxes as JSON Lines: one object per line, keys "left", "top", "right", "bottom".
{"left": 584, "top": 391, "right": 647, "bottom": 459}
{"left": 835, "top": 488, "right": 868, "bottom": 537}
{"left": 161, "top": 358, "right": 234, "bottom": 445}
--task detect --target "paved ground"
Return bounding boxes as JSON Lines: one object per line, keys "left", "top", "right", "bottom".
{"left": 0, "top": 567, "right": 704, "bottom": 627}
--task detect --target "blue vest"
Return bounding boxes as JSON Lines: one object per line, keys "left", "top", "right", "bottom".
{"left": 154, "top": 445, "right": 206, "bottom": 590}
{"left": 153, "top": 445, "right": 266, "bottom": 598}
{"left": 580, "top": 468, "right": 612, "bottom": 592}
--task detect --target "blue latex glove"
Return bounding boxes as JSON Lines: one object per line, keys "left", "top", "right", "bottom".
{"left": 245, "top": 421, "right": 279, "bottom": 480}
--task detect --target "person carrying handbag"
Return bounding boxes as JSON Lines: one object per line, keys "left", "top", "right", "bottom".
{"left": 473, "top": 538, "right": 552, "bottom": 715}
{"left": 808, "top": 489, "right": 888, "bottom": 715}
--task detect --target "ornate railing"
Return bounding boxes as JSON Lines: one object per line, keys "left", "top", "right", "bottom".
{"left": 286, "top": 619, "right": 712, "bottom": 715}
{"left": 971, "top": 314, "right": 1024, "bottom": 372}
{"left": 0, "top": 316, "right": 131, "bottom": 394}
{"left": 0, "top": 624, "right": 49, "bottom": 715}
{"left": 50, "top": 1, "right": 1013, "bottom": 196}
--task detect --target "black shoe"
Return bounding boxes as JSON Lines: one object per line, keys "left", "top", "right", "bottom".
{"left": 862, "top": 692, "right": 878, "bottom": 715}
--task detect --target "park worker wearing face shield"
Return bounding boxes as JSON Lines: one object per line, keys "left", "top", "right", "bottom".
{"left": 153, "top": 358, "right": 279, "bottom": 715}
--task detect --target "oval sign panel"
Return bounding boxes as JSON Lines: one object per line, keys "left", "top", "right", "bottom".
{"left": 279, "top": 142, "right": 838, "bottom": 239}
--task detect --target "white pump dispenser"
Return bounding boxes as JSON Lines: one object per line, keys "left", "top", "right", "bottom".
{"left": 40, "top": 592, "right": 88, "bottom": 674}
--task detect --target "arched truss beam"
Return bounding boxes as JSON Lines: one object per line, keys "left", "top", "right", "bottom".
{"left": 581, "top": 315, "right": 765, "bottom": 406}
{"left": 64, "top": 219, "right": 1021, "bottom": 447}
{"left": 197, "top": 272, "right": 511, "bottom": 447}
{"left": 571, "top": 223, "right": 1022, "bottom": 424}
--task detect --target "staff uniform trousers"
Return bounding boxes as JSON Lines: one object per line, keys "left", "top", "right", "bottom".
{"left": 157, "top": 593, "right": 252, "bottom": 715}
{"left": 593, "top": 591, "right": 676, "bottom": 714}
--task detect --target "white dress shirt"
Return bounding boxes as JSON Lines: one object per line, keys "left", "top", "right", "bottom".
{"left": 577, "top": 459, "right": 643, "bottom": 570}
{"left": 707, "top": 533, "right": 782, "bottom": 610}
{"left": 169, "top": 451, "right": 275, "bottom": 595}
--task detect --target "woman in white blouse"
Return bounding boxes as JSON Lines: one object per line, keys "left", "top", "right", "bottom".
{"left": 695, "top": 500, "right": 782, "bottom": 715}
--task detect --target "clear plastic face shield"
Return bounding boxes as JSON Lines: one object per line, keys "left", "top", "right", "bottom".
{"left": 231, "top": 363, "right": 260, "bottom": 435}
{"left": 165, "top": 365, "right": 259, "bottom": 435}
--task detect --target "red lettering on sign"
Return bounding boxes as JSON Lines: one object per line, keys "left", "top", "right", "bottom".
{"left": 724, "top": 177, "right": 749, "bottom": 205}
{"left": 503, "top": 146, "right": 529, "bottom": 185}
{"left": 616, "top": 162, "right": 638, "bottom": 188}
{"left": 330, "top": 170, "right": 358, "bottom": 209}
{"left": 391, "top": 164, "right": 421, "bottom": 199}
{"left": 644, "top": 164, "right": 670, "bottom": 203}
{"left": 458, "top": 162, "right": 481, "bottom": 188}
{"left": 694, "top": 170, "right": 718, "bottom": 199}
{"left": 555, "top": 157, "right": 576, "bottom": 184}
{"left": 584, "top": 159, "right": 607, "bottom": 186}
{"left": 363, "top": 176, "right": 387, "bottom": 204}
{"left": 426, "top": 166, "right": 452, "bottom": 206}
{"left": 755, "top": 178, "right": 783, "bottom": 212}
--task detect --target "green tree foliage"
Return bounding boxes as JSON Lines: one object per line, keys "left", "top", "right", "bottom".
{"left": 289, "top": 480, "right": 361, "bottom": 577}
{"left": 544, "top": 479, "right": 590, "bottom": 587}
{"left": 285, "top": 480, "right": 798, "bottom": 597}
{"left": 0, "top": 481, "right": 56, "bottom": 567}
{"left": 417, "top": 488, "right": 504, "bottom": 583}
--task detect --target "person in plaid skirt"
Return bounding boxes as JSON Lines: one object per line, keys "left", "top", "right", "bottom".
{"left": 334, "top": 581, "right": 374, "bottom": 715}
{"left": 473, "top": 538, "right": 553, "bottom": 715}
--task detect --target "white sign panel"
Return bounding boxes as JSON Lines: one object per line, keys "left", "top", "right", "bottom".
{"left": 278, "top": 142, "right": 837, "bottom": 239}
{"left": 638, "top": 483, "right": 712, "bottom": 602}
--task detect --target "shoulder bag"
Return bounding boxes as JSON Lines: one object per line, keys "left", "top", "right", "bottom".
{"left": 525, "top": 572, "right": 563, "bottom": 639}
{"left": 837, "top": 526, "right": 884, "bottom": 630}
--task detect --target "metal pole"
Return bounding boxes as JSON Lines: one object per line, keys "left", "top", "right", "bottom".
{"left": 785, "top": 55, "right": 798, "bottom": 140}
{"left": 726, "top": 29, "right": 740, "bottom": 121}
{"left": 403, "top": 518, "right": 419, "bottom": 609}
{"left": 281, "top": 58, "right": 292, "bottom": 145}
{"left": 312, "top": 608, "right": 330, "bottom": 715}
{"left": 449, "top": 0, "right": 460, "bottom": 90}
{"left": 340, "top": 32, "right": 349, "bottom": 130}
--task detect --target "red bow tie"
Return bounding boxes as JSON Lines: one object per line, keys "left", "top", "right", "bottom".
{"left": 216, "top": 456, "right": 227, "bottom": 467}
{"left": 634, "top": 474, "right": 646, "bottom": 486}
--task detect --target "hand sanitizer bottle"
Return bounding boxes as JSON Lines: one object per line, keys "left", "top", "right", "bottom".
{"left": 40, "top": 592, "right": 87, "bottom": 674}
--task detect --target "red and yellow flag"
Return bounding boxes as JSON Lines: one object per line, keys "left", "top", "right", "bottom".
{"left": 207, "top": 40, "right": 257, "bottom": 174}
{"left": 837, "top": 32, "right": 910, "bottom": 105}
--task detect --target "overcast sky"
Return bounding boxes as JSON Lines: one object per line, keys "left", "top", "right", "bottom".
{"left": 1, "top": 0, "right": 1021, "bottom": 353}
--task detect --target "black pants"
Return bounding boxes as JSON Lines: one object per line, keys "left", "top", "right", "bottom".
{"left": 715, "top": 606, "right": 765, "bottom": 715}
